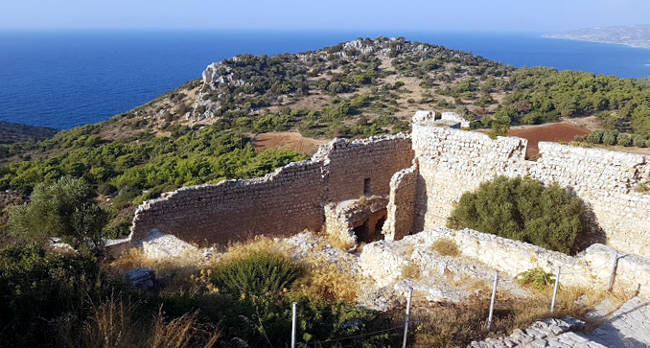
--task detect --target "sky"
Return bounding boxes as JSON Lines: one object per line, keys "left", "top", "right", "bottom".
{"left": 1, "top": 0, "right": 648, "bottom": 32}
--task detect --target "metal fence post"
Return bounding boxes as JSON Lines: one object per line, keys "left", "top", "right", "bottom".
{"left": 550, "top": 267, "right": 561, "bottom": 313}
{"left": 291, "top": 302, "right": 297, "bottom": 348}
{"left": 487, "top": 271, "right": 498, "bottom": 331}
{"left": 402, "top": 288, "right": 413, "bottom": 348}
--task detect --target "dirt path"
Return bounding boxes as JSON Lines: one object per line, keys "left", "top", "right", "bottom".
{"left": 253, "top": 132, "right": 328, "bottom": 155}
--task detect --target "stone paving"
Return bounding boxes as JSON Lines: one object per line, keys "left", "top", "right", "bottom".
{"left": 469, "top": 296, "right": 650, "bottom": 347}
{"left": 587, "top": 296, "right": 650, "bottom": 348}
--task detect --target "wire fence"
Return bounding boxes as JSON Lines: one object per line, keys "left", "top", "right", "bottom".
{"left": 287, "top": 265, "right": 608, "bottom": 347}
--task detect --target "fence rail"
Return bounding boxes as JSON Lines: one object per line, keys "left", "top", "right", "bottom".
{"left": 289, "top": 266, "right": 589, "bottom": 347}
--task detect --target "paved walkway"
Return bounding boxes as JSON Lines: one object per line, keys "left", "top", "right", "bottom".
{"left": 469, "top": 296, "right": 650, "bottom": 347}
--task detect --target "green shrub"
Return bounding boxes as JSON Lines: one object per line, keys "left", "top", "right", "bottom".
{"left": 617, "top": 133, "right": 633, "bottom": 147}
{"left": 0, "top": 245, "right": 109, "bottom": 346}
{"left": 633, "top": 135, "right": 647, "bottom": 148}
{"left": 602, "top": 130, "right": 619, "bottom": 146}
{"left": 210, "top": 252, "right": 304, "bottom": 298}
{"left": 516, "top": 268, "right": 555, "bottom": 290}
{"left": 447, "top": 176, "right": 588, "bottom": 254}
{"left": 586, "top": 130, "right": 604, "bottom": 144}
{"left": 7, "top": 176, "right": 109, "bottom": 254}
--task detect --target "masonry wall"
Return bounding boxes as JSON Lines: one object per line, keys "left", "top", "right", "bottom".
{"left": 412, "top": 117, "right": 650, "bottom": 256}
{"left": 324, "top": 135, "right": 413, "bottom": 202}
{"left": 420, "top": 228, "right": 650, "bottom": 299}
{"left": 131, "top": 160, "right": 325, "bottom": 244}
{"left": 131, "top": 135, "right": 413, "bottom": 244}
{"left": 384, "top": 163, "right": 418, "bottom": 240}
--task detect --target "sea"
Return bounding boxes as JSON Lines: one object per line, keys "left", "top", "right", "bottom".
{"left": 1, "top": 30, "right": 649, "bottom": 130}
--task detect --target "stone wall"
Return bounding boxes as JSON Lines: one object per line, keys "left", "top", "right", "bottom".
{"left": 423, "top": 228, "right": 650, "bottom": 298}
{"left": 131, "top": 135, "right": 413, "bottom": 244}
{"left": 324, "top": 196, "right": 388, "bottom": 248}
{"left": 383, "top": 163, "right": 418, "bottom": 241}
{"left": 412, "top": 112, "right": 650, "bottom": 256}
{"left": 323, "top": 135, "right": 413, "bottom": 202}
{"left": 362, "top": 227, "right": 650, "bottom": 299}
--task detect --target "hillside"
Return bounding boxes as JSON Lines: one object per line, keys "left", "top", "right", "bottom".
{"left": 544, "top": 25, "right": 650, "bottom": 49}
{"left": 0, "top": 121, "right": 57, "bottom": 144}
{"left": 1, "top": 37, "right": 650, "bottom": 238}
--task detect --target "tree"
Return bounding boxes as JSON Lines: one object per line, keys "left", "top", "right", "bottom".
{"left": 7, "top": 176, "right": 108, "bottom": 254}
{"left": 447, "top": 176, "right": 588, "bottom": 254}
{"left": 602, "top": 130, "right": 619, "bottom": 146}
{"left": 617, "top": 133, "right": 633, "bottom": 147}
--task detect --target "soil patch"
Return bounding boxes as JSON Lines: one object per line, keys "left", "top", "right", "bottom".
{"left": 253, "top": 132, "right": 328, "bottom": 155}
{"left": 509, "top": 123, "right": 590, "bottom": 159}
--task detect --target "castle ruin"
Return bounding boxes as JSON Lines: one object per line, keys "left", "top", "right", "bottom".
{"left": 128, "top": 110, "right": 650, "bottom": 295}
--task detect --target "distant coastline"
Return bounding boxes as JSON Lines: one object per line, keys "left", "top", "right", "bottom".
{"left": 543, "top": 25, "right": 650, "bottom": 50}
{"left": 2, "top": 31, "right": 650, "bottom": 130}
{"left": 542, "top": 34, "right": 650, "bottom": 50}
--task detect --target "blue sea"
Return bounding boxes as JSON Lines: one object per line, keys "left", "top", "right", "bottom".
{"left": 1, "top": 30, "right": 650, "bottom": 130}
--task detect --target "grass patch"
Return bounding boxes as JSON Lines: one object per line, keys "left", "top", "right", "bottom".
{"left": 516, "top": 268, "right": 555, "bottom": 290}
{"left": 431, "top": 238, "right": 460, "bottom": 257}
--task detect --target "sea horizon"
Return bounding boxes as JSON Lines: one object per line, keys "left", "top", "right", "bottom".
{"left": 1, "top": 30, "right": 649, "bottom": 130}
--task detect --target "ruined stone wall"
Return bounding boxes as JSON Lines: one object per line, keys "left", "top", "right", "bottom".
{"left": 323, "top": 135, "right": 413, "bottom": 202}
{"left": 131, "top": 135, "right": 413, "bottom": 244}
{"left": 384, "top": 163, "right": 418, "bottom": 240}
{"left": 421, "top": 228, "right": 650, "bottom": 298}
{"left": 131, "top": 160, "right": 325, "bottom": 244}
{"left": 324, "top": 196, "right": 389, "bottom": 248}
{"left": 412, "top": 117, "right": 650, "bottom": 256}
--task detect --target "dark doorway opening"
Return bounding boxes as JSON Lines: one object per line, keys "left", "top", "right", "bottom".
{"left": 364, "top": 178, "right": 371, "bottom": 196}
{"left": 353, "top": 209, "right": 387, "bottom": 243}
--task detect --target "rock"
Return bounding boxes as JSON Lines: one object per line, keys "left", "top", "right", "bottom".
{"left": 126, "top": 268, "right": 156, "bottom": 290}
{"left": 140, "top": 229, "right": 198, "bottom": 258}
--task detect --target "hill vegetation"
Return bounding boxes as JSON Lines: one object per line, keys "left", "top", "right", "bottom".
{"left": 0, "top": 121, "right": 57, "bottom": 144}
{"left": 1, "top": 36, "right": 649, "bottom": 240}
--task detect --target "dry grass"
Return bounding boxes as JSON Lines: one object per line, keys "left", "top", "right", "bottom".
{"left": 402, "top": 262, "right": 422, "bottom": 280}
{"left": 409, "top": 285, "right": 621, "bottom": 347}
{"left": 431, "top": 239, "right": 460, "bottom": 257}
{"left": 294, "top": 252, "right": 361, "bottom": 301}
{"left": 74, "top": 296, "right": 219, "bottom": 348}
{"left": 217, "top": 235, "right": 290, "bottom": 264}
{"left": 82, "top": 297, "right": 142, "bottom": 348}
{"left": 110, "top": 247, "right": 208, "bottom": 292}
{"left": 151, "top": 310, "right": 219, "bottom": 348}
{"left": 406, "top": 280, "right": 634, "bottom": 348}
{"left": 324, "top": 231, "right": 356, "bottom": 251}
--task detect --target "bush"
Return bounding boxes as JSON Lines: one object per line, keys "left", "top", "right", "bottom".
{"left": 585, "top": 130, "right": 604, "bottom": 144}
{"left": 209, "top": 252, "right": 304, "bottom": 298}
{"left": 516, "top": 268, "right": 555, "bottom": 290}
{"left": 447, "top": 176, "right": 588, "bottom": 254}
{"left": 633, "top": 135, "right": 647, "bottom": 148}
{"left": 617, "top": 133, "right": 633, "bottom": 147}
{"left": 602, "top": 130, "right": 619, "bottom": 146}
{"left": 7, "top": 176, "right": 109, "bottom": 254}
{"left": 0, "top": 245, "right": 108, "bottom": 346}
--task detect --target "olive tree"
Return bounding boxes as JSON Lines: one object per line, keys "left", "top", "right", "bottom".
{"left": 7, "top": 176, "right": 108, "bottom": 254}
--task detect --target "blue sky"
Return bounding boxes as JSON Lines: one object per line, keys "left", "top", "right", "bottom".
{"left": 1, "top": 0, "right": 648, "bottom": 32}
